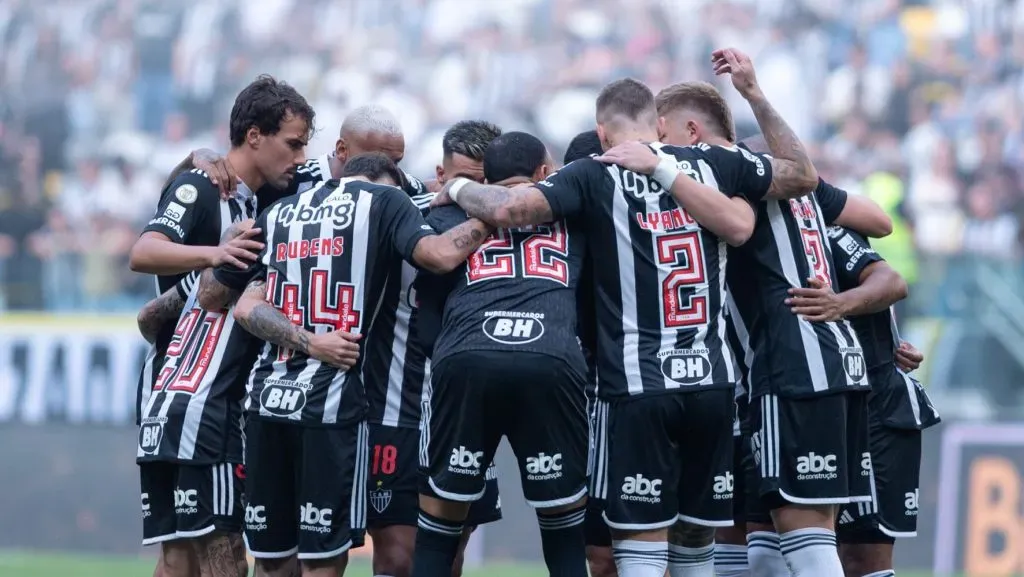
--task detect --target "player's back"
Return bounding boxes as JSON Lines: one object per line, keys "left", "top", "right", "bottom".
{"left": 426, "top": 206, "right": 587, "bottom": 371}
{"left": 728, "top": 179, "right": 868, "bottom": 398}
{"left": 247, "top": 178, "right": 420, "bottom": 426}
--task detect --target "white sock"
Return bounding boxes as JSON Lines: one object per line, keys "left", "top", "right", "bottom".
{"left": 714, "top": 543, "right": 750, "bottom": 577}
{"left": 611, "top": 539, "right": 669, "bottom": 577}
{"left": 667, "top": 543, "right": 714, "bottom": 577}
{"left": 862, "top": 571, "right": 895, "bottom": 577}
{"left": 779, "top": 528, "right": 844, "bottom": 577}
{"left": 746, "top": 531, "right": 791, "bottom": 577}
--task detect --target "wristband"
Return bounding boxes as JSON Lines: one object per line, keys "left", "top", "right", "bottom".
{"left": 652, "top": 157, "right": 682, "bottom": 190}
{"left": 448, "top": 178, "right": 471, "bottom": 203}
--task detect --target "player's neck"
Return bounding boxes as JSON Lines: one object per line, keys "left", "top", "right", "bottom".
{"left": 492, "top": 176, "right": 533, "bottom": 186}
{"left": 226, "top": 149, "right": 265, "bottom": 191}
{"left": 608, "top": 128, "right": 658, "bottom": 148}
{"left": 328, "top": 155, "right": 345, "bottom": 179}
{"left": 699, "top": 135, "right": 734, "bottom": 147}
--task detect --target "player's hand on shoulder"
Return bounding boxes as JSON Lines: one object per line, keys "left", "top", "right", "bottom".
{"left": 431, "top": 179, "right": 461, "bottom": 208}
{"left": 895, "top": 340, "right": 924, "bottom": 372}
{"left": 785, "top": 277, "right": 846, "bottom": 322}
{"left": 307, "top": 331, "right": 362, "bottom": 370}
{"left": 212, "top": 223, "right": 264, "bottom": 270}
{"left": 594, "top": 141, "right": 659, "bottom": 174}
{"left": 191, "top": 148, "right": 238, "bottom": 199}
{"left": 712, "top": 47, "right": 762, "bottom": 100}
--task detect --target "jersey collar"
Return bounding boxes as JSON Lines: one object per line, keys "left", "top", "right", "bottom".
{"left": 318, "top": 152, "right": 336, "bottom": 180}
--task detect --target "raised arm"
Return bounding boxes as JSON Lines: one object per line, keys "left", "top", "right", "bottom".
{"left": 713, "top": 48, "right": 818, "bottom": 198}
{"left": 233, "top": 279, "right": 361, "bottom": 369}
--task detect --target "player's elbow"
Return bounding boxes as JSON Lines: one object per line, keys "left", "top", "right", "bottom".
{"left": 128, "top": 241, "right": 150, "bottom": 273}
{"left": 889, "top": 269, "right": 909, "bottom": 302}
{"left": 232, "top": 295, "right": 257, "bottom": 324}
{"left": 798, "top": 163, "right": 819, "bottom": 192}
{"left": 724, "top": 217, "right": 755, "bottom": 246}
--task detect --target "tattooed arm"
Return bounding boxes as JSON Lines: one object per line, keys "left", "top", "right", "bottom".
{"left": 445, "top": 182, "right": 555, "bottom": 229}
{"left": 411, "top": 217, "right": 492, "bottom": 274}
{"left": 195, "top": 219, "right": 260, "bottom": 310}
{"left": 137, "top": 272, "right": 199, "bottom": 342}
{"left": 712, "top": 47, "right": 818, "bottom": 199}
{"left": 233, "top": 279, "right": 361, "bottom": 369}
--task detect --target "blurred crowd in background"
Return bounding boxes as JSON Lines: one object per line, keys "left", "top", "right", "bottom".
{"left": 1, "top": 0, "right": 1023, "bottom": 317}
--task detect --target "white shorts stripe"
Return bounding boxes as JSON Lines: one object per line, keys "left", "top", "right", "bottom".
{"left": 211, "top": 464, "right": 221, "bottom": 516}
{"left": 590, "top": 400, "right": 611, "bottom": 500}
{"left": 351, "top": 422, "right": 369, "bottom": 532}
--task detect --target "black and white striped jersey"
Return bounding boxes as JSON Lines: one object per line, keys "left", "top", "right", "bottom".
{"left": 827, "top": 226, "right": 940, "bottom": 429}
{"left": 724, "top": 294, "right": 752, "bottom": 437}
{"left": 218, "top": 178, "right": 434, "bottom": 427}
{"left": 534, "top": 143, "right": 772, "bottom": 399}
{"left": 135, "top": 169, "right": 255, "bottom": 425}
{"left": 362, "top": 190, "right": 435, "bottom": 429}
{"left": 728, "top": 178, "right": 868, "bottom": 399}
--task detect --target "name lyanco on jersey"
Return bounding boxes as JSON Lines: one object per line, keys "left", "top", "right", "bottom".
{"left": 277, "top": 189, "right": 356, "bottom": 229}
{"left": 482, "top": 310, "right": 545, "bottom": 345}
{"left": 657, "top": 348, "right": 712, "bottom": 386}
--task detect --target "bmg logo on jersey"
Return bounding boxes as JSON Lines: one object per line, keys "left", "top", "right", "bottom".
{"left": 449, "top": 446, "right": 484, "bottom": 476}
{"left": 796, "top": 452, "right": 838, "bottom": 481}
{"left": 299, "top": 503, "right": 333, "bottom": 534}
{"left": 713, "top": 472, "right": 734, "bottom": 500}
{"left": 525, "top": 452, "right": 563, "bottom": 481}
{"left": 620, "top": 474, "right": 662, "bottom": 504}
{"left": 259, "top": 381, "right": 310, "bottom": 417}
{"left": 245, "top": 505, "right": 267, "bottom": 532}
{"left": 278, "top": 196, "right": 355, "bottom": 230}
{"left": 174, "top": 488, "right": 198, "bottom": 516}
{"left": 904, "top": 489, "right": 919, "bottom": 516}
{"left": 138, "top": 421, "right": 164, "bottom": 455}
{"left": 658, "top": 349, "right": 711, "bottom": 385}
{"left": 482, "top": 311, "right": 545, "bottom": 345}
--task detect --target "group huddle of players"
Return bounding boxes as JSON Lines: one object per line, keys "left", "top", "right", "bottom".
{"left": 128, "top": 46, "right": 940, "bottom": 577}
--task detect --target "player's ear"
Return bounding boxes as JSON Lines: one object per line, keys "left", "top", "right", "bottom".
{"left": 335, "top": 138, "right": 347, "bottom": 162}
{"left": 247, "top": 126, "right": 261, "bottom": 149}
{"left": 534, "top": 163, "right": 551, "bottom": 182}
{"left": 686, "top": 120, "right": 700, "bottom": 144}
{"left": 435, "top": 164, "right": 445, "bottom": 185}
{"left": 596, "top": 125, "right": 609, "bottom": 151}
{"left": 657, "top": 116, "right": 668, "bottom": 141}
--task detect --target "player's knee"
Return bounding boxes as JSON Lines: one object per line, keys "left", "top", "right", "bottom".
{"left": 371, "top": 534, "right": 415, "bottom": 577}
{"left": 770, "top": 502, "right": 835, "bottom": 533}
{"left": 715, "top": 524, "right": 747, "bottom": 545}
{"left": 839, "top": 542, "right": 891, "bottom": 577}
{"left": 668, "top": 520, "right": 715, "bottom": 547}
{"left": 229, "top": 533, "right": 249, "bottom": 577}
{"left": 160, "top": 540, "right": 194, "bottom": 577}
{"left": 586, "top": 545, "right": 618, "bottom": 577}
{"left": 537, "top": 494, "right": 587, "bottom": 516}
{"left": 255, "top": 555, "right": 299, "bottom": 577}
{"left": 301, "top": 554, "right": 346, "bottom": 575}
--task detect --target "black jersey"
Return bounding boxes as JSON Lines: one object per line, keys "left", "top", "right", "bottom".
{"left": 362, "top": 190, "right": 435, "bottom": 429}
{"left": 727, "top": 178, "right": 868, "bottom": 399}
{"left": 421, "top": 204, "right": 588, "bottom": 375}
{"left": 215, "top": 178, "right": 434, "bottom": 427}
{"left": 534, "top": 143, "right": 771, "bottom": 399}
{"left": 828, "top": 226, "right": 940, "bottom": 429}
{"left": 135, "top": 169, "right": 254, "bottom": 424}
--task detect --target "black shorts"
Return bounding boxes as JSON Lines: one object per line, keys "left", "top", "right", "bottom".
{"left": 139, "top": 462, "right": 243, "bottom": 545}
{"left": 749, "top": 392, "right": 871, "bottom": 508}
{"left": 731, "top": 433, "right": 747, "bottom": 525}
{"left": 368, "top": 424, "right": 502, "bottom": 528}
{"left": 590, "top": 389, "right": 735, "bottom": 531}
{"left": 424, "top": 351, "right": 588, "bottom": 509}
{"left": 838, "top": 420, "right": 922, "bottom": 542}
{"left": 243, "top": 419, "right": 368, "bottom": 560}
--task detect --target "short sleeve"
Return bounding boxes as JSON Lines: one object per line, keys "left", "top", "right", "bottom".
{"left": 212, "top": 210, "right": 270, "bottom": 292}
{"left": 816, "top": 179, "right": 849, "bottom": 224}
{"left": 174, "top": 271, "right": 201, "bottom": 300}
{"left": 377, "top": 186, "right": 435, "bottom": 263}
{"left": 695, "top": 144, "right": 773, "bottom": 204}
{"left": 143, "top": 170, "right": 220, "bottom": 243}
{"left": 826, "top": 226, "right": 883, "bottom": 290}
{"left": 535, "top": 158, "right": 603, "bottom": 220}
{"left": 425, "top": 205, "right": 470, "bottom": 235}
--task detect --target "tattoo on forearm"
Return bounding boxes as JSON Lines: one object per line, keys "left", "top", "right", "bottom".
{"left": 446, "top": 219, "right": 488, "bottom": 250}
{"left": 197, "top": 268, "right": 240, "bottom": 310}
{"left": 138, "top": 290, "right": 186, "bottom": 343}
{"left": 747, "top": 96, "right": 815, "bottom": 193}
{"left": 459, "top": 183, "right": 553, "bottom": 227}
{"left": 237, "top": 281, "right": 310, "bottom": 353}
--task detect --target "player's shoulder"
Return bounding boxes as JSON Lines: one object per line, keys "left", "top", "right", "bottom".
{"left": 827, "top": 225, "right": 874, "bottom": 254}
{"left": 425, "top": 204, "right": 469, "bottom": 233}
{"left": 164, "top": 168, "right": 219, "bottom": 205}
{"left": 539, "top": 156, "right": 607, "bottom": 187}
{"left": 400, "top": 169, "right": 428, "bottom": 196}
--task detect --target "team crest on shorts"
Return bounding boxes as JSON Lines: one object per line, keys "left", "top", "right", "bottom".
{"left": 369, "top": 480, "right": 392, "bottom": 514}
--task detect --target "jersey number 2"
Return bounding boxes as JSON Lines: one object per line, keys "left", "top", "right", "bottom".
{"left": 656, "top": 232, "right": 708, "bottom": 328}
{"left": 466, "top": 223, "right": 570, "bottom": 285}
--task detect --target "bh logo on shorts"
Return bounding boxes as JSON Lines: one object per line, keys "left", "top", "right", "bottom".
{"left": 713, "top": 472, "right": 734, "bottom": 500}
{"left": 174, "top": 489, "right": 198, "bottom": 516}
{"left": 620, "top": 474, "right": 662, "bottom": 504}
{"left": 525, "top": 452, "right": 563, "bottom": 481}
{"left": 299, "top": 504, "right": 332, "bottom": 534}
{"left": 904, "top": 489, "right": 919, "bottom": 516}
{"left": 449, "top": 446, "right": 484, "bottom": 476}
{"left": 245, "top": 505, "right": 267, "bottom": 532}
{"left": 796, "top": 452, "right": 838, "bottom": 481}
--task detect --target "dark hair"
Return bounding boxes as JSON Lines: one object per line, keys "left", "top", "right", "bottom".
{"left": 564, "top": 130, "right": 603, "bottom": 164}
{"left": 483, "top": 131, "right": 547, "bottom": 183}
{"left": 596, "top": 78, "right": 656, "bottom": 124}
{"left": 341, "top": 152, "right": 404, "bottom": 185}
{"left": 655, "top": 81, "right": 736, "bottom": 142}
{"left": 229, "top": 75, "right": 316, "bottom": 147}
{"left": 442, "top": 120, "right": 502, "bottom": 161}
